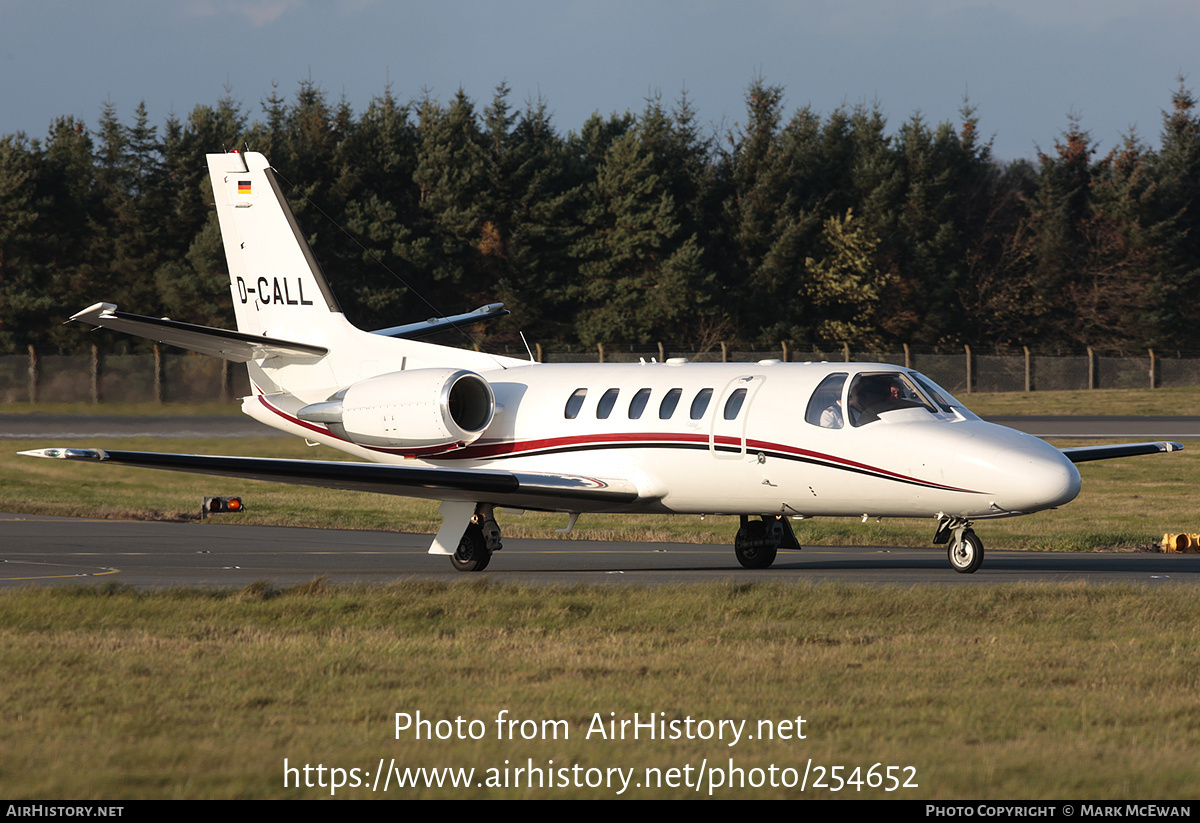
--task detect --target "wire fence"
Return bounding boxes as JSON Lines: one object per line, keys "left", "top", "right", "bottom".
{"left": 0, "top": 344, "right": 1194, "bottom": 404}
{"left": 534, "top": 344, "right": 1194, "bottom": 394}
{"left": 0, "top": 347, "right": 248, "bottom": 404}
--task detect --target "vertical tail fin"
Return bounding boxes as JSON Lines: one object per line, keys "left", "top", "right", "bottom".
{"left": 204, "top": 151, "right": 516, "bottom": 404}
{"left": 207, "top": 151, "right": 341, "bottom": 341}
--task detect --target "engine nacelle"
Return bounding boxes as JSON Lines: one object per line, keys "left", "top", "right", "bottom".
{"left": 297, "top": 368, "right": 495, "bottom": 454}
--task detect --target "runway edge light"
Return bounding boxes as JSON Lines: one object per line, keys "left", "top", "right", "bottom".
{"left": 203, "top": 496, "right": 244, "bottom": 517}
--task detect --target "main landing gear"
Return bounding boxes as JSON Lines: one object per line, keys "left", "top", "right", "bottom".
{"left": 451, "top": 505, "right": 503, "bottom": 572}
{"left": 934, "top": 517, "right": 984, "bottom": 574}
{"left": 733, "top": 514, "right": 802, "bottom": 569}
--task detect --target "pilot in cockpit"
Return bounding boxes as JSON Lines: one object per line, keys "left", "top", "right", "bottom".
{"left": 848, "top": 375, "right": 888, "bottom": 426}
{"left": 848, "top": 373, "right": 926, "bottom": 426}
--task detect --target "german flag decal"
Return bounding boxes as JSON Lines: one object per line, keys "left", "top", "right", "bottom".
{"left": 238, "top": 180, "right": 251, "bottom": 195}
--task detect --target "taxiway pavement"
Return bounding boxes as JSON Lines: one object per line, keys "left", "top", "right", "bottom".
{"left": 2, "top": 513, "right": 1196, "bottom": 589}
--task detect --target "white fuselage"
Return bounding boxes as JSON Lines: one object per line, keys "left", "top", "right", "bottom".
{"left": 244, "top": 355, "right": 1083, "bottom": 522}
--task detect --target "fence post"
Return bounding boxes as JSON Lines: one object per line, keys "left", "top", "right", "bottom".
{"left": 91, "top": 345, "right": 101, "bottom": 404}
{"left": 964, "top": 344, "right": 973, "bottom": 394}
{"left": 903, "top": 343, "right": 911, "bottom": 370}
{"left": 154, "top": 345, "right": 164, "bottom": 404}
{"left": 1024, "top": 346, "right": 1032, "bottom": 393}
{"left": 1149, "top": 349, "right": 1158, "bottom": 389}
{"left": 1087, "top": 346, "right": 1096, "bottom": 390}
{"left": 27, "top": 345, "right": 37, "bottom": 404}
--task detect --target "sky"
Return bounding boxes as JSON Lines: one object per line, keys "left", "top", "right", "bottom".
{"left": 1, "top": 0, "right": 1198, "bottom": 162}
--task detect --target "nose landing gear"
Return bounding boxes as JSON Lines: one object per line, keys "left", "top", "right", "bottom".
{"left": 934, "top": 517, "right": 983, "bottom": 574}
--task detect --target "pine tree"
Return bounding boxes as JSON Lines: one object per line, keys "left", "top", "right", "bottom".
{"left": 1150, "top": 78, "right": 1200, "bottom": 349}
{"left": 408, "top": 88, "right": 493, "bottom": 314}
{"left": 0, "top": 135, "right": 45, "bottom": 350}
{"left": 569, "top": 126, "right": 711, "bottom": 346}
{"left": 1019, "top": 115, "right": 1097, "bottom": 346}
{"left": 489, "top": 94, "right": 579, "bottom": 344}
{"left": 803, "top": 209, "right": 889, "bottom": 343}
{"left": 334, "top": 85, "right": 422, "bottom": 329}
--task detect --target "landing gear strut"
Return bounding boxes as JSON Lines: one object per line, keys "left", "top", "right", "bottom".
{"left": 934, "top": 517, "right": 983, "bottom": 574}
{"left": 450, "top": 504, "right": 503, "bottom": 572}
{"left": 733, "top": 514, "right": 800, "bottom": 569}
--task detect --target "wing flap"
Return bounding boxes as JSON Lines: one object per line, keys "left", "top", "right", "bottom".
{"left": 19, "top": 448, "right": 642, "bottom": 509}
{"left": 70, "top": 303, "right": 327, "bottom": 362}
{"left": 1060, "top": 441, "right": 1184, "bottom": 463}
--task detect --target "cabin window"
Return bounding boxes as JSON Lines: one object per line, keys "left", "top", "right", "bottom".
{"left": 804, "top": 373, "right": 848, "bottom": 429}
{"left": 597, "top": 388, "right": 619, "bottom": 419}
{"left": 723, "top": 388, "right": 748, "bottom": 420}
{"left": 564, "top": 388, "right": 587, "bottom": 419}
{"left": 628, "top": 388, "right": 651, "bottom": 419}
{"left": 847, "top": 372, "right": 935, "bottom": 427}
{"left": 659, "top": 388, "right": 682, "bottom": 419}
{"left": 690, "top": 388, "right": 713, "bottom": 420}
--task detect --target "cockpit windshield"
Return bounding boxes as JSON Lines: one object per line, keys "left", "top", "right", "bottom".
{"left": 909, "top": 372, "right": 979, "bottom": 419}
{"left": 847, "top": 372, "right": 936, "bottom": 427}
{"left": 804, "top": 369, "right": 978, "bottom": 429}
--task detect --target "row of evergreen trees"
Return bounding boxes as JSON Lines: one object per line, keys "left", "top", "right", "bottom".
{"left": 2, "top": 77, "right": 1199, "bottom": 355}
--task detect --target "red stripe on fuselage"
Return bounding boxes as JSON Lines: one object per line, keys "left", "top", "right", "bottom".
{"left": 255, "top": 395, "right": 981, "bottom": 494}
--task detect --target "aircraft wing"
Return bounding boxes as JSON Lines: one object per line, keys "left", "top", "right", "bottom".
{"left": 1060, "top": 441, "right": 1184, "bottom": 463}
{"left": 18, "top": 448, "right": 642, "bottom": 511}
{"left": 70, "top": 303, "right": 327, "bottom": 362}
{"left": 371, "top": 302, "right": 511, "bottom": 339}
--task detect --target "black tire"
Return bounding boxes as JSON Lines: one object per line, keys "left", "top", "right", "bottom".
{"left": 734, "top": 519, "right": 778, "bottom": 569}
{"left": 947, "top": 528, "right": 984, "bottom": 574}
{"left": 451, "top": 523, "right": 492, "bottom": 572}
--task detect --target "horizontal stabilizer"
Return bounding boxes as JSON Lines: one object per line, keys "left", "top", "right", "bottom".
{"left": 70, "top": 303, "right": 328, "bottom": 362}
{"left": 1060, "top": 441, "right": 1184, "bottom": 463}
{"left": 372, "top": 302, "right": 510, "bottom": 340}
{"left": 18, "top": 448, "right": 641, "bottom": 509}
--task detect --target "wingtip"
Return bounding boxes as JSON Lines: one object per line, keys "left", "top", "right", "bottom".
{"left": 69, "top": 302, "right": 118, "bottom": 323}
{"left": 18, "top": 448, "right": 107, "bottom": 460}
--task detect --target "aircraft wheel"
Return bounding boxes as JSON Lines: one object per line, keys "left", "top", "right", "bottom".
{"left": 451, "top": 523, "right": 492, "bottom": 572}
{"left": 735, "top": 520, "right": 778, "bottom": 569}
{"left": 947, "top": 528, "right": 984, "bottom": 574}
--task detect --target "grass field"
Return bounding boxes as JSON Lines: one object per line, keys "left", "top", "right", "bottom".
{"left": 3, "top": 580, "right": 1200, "bottom": 799}
{"left": 2, "top": 392, "right": 1199, "bottom": 799}
{"left": 963, "top": 385, "right": 1200, "bottom": 416}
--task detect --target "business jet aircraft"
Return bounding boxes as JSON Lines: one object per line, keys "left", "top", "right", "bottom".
{"left": 22, "top": 151, "right": 1183, "bottom": 574}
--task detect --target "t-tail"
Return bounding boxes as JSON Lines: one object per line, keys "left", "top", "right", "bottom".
{"left": 69, "top": 150, "right": 520, "bottom": 436}
{"left": 207, "top": 151, "right": 342, "bottom": 342}
{"left": 203, "top": 151, "right": 517, "bottom": 397}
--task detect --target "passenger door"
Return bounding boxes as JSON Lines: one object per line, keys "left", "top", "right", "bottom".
{"left": 710, "top": 375, "right": 764, "bottom": 459}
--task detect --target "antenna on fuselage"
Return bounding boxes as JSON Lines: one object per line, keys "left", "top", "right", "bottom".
{"left": 519, "top": 331, "right": 536, "bottom": 363}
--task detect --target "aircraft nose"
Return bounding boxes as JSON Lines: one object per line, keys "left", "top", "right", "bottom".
{"left": 987, "top": 444, "right": 1081, "bottom": 513}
